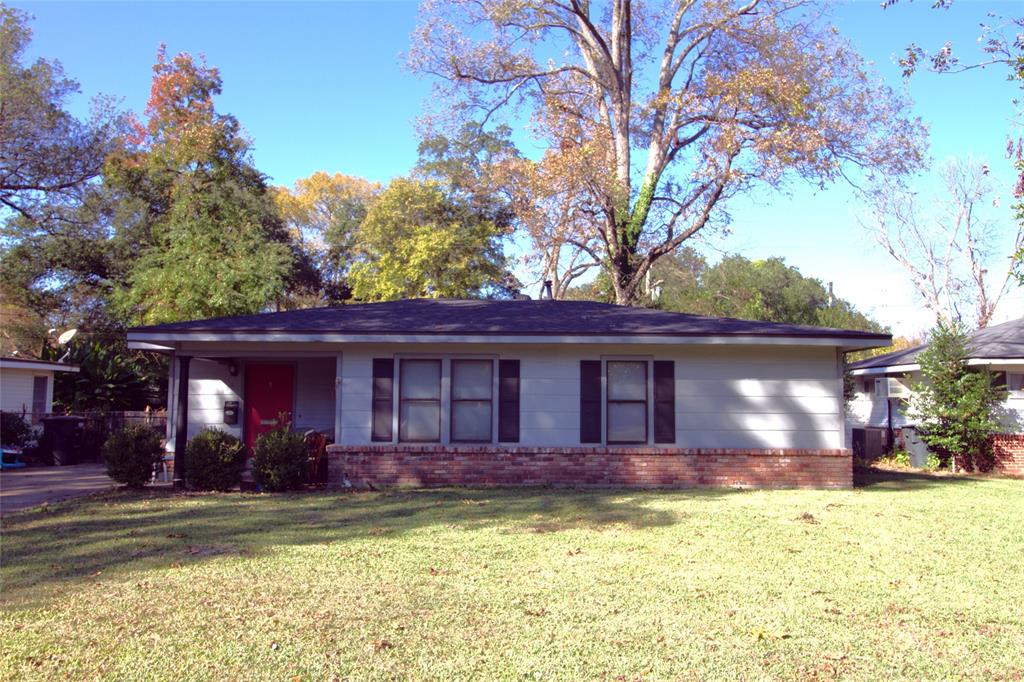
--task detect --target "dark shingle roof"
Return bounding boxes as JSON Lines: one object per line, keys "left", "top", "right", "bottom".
{"left": 129, "top": 298, "right": 890, "bottom": 342}
{"left": 849, "top": 316, "right": 1024, "bottom": 370}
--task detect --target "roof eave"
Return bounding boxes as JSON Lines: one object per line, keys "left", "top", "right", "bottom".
{"left": 127, "top": 329, "right": 891, "bottom": 348}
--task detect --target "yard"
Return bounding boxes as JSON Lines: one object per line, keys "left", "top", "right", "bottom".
{"left": 2, "top": 472, "right": 1022, "bottom": 681}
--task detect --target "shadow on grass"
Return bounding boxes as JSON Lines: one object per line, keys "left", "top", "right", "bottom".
{"left": 0, "top": 486, "right": 727, "bottom": 599}
{"left": 854, "top": 465, "right": 985, "bottom": 490}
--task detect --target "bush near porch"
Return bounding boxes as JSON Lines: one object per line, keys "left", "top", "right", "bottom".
{"left": 1, "top": 471, "right": 1022, "bottom": 680}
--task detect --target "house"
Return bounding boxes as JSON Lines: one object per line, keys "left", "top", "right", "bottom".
{"left": 846, "top": 316, "right": 1024, "bottom": 476}
{"left": 0, "top": 358, "right": 80, "bottom": 422}
{"left": 126, "top": 298, "right": 892, "bottom": 489}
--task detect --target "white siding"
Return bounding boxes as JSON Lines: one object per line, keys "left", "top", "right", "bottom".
{"left": 0, "top": 368, "right": 53, "bottom": 415}
{"left": 334, "top": 343, "right": 844, "bottom": 450}
{"left": 845, "top": 364, "right": 1024, "bottom": 436}
{"left": 185, "top": 359, "right": 242, "bottom": 440}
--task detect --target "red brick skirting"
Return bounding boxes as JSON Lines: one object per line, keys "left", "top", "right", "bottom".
{"left": 327, "top": 444, "right": 852, "bottom": 489}
{"left": 992, "top": 434, "right": 1024, "bottom": 477}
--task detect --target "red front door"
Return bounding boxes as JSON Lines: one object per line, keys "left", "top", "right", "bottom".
{"left": 245, "top": 363, "right": 295, "bottom": 452}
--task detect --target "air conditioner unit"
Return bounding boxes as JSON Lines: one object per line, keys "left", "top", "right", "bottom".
{"left": 874, "top": 377, "right": 911, "bottom": 399}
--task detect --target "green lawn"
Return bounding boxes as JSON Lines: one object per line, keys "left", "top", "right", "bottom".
{"left": 2, "top": 471, "right": 1023, "bottom": 681}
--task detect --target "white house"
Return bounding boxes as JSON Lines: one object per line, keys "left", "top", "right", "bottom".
{"left": 846, "top": 317, "right": 1024, "bottom": 475}
{"left": 126, "top": 298, "right": 892, "bottom": 489}
{"left": 0, "top": 357, "right": 80, "bottom": 422}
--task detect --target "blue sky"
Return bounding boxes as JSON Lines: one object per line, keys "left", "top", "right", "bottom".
{"left": 13, "top": 0, "right": 1024, "bottom": 335}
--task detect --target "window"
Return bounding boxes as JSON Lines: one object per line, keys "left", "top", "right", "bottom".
{"left": 371, "top": 359, "right": 394, "bottom": 442}
{"left": 450, "top": 359, "right": 493, "bottom": 442}
{"left": 31, "top": 375, "right": 48, "bottom": 420}
{"left": 399, "top": 359, "right": 441, "bottom": 442}
{"left": 606, "top": 361, "right": 648, "bottom": 444}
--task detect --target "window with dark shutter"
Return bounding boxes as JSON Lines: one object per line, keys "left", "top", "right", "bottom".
{"left": 653, "top": 360, "right": 675, "bottom": 443}
{"left": 606, "top": 360, "right": 648, "bottom": 444}
{"left": 580, "top": 360, "right": 602, "bottom": 443}
{"left": 399, "top": 359, "right": 442, "bottom": 442}
{"left": 498, "top": 359, "right": 520, "bottom": 442}
{"left": 371, "top": 358, "right": 394, "bottom": 442}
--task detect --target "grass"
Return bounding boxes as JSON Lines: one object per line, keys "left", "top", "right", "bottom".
{"left": 2, "top": 470, "right": 1023, "bottom": 681}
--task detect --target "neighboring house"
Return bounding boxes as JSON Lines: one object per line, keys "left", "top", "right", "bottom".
{"left": 846, "top": 317, "right": 1024, "bottom": 476}
{"left": 0, "top": 358, "right": 80, "bottom": 422}
{"left": 126, "top": 299, "right": 891, "bottom": 489}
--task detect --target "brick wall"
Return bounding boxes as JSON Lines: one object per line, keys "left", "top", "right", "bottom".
{"left": 992, "top": 434, "right": 1024, "bottom": 477}
{"left": 327, "top": 444, "right": 852, "bottom": 489}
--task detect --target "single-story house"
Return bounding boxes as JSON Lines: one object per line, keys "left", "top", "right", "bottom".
{"left": 846, "top": 316, "right": 1024, "bottom": 475}
{"left": 0, "top": 357, "right": 80, "bottom": 423}
{"left": 126, "top": 298, "right": 892, "bottom": 489}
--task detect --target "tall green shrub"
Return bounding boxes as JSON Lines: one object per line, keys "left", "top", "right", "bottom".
{"left": 184, "top": 428, "right": 245, "bottom": 491}
{"left": 909, "top": 320, "right": 1006, "bottom": 472}
{"left": 251, "top": 426, "right": 307, "bottom": 492}
{"left": 102, "top": 424, "right": 164, "bottom": 488}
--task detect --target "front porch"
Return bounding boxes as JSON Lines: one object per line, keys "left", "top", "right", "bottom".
{"left": 167, "top": 352, "right": 340, "bottom": 484}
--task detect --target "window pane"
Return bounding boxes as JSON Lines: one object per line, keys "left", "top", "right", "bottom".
{"left": 607, "top": 402, "right": 646, "bottom": 443}
{"left": 452, "top": 360, "right": 492, "bottom": 400}
{"left": 400, "top": 360, "right": 441, "bottom": 400}
{"left": 31, "top": 376, "right": 48, "bottom": 414}
{"left": 607, "top": 361, "right": 646, "bottom": 400}
{"left": 452, "top": 401, "right": 491, "bottom": 441}
{"left": 400, "top": 402, "right": 440, "bottom": 441}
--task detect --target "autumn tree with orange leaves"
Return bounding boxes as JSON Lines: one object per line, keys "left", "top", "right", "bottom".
{"left": 411, "top": 0, "right": 928, "bottom": 304}
{"left": 108, "top": 47, "right": 298, "bottom": 324}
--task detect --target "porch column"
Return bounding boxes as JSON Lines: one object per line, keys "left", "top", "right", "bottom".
{"left": 334, "top": 354, "right": 343, "bottom": 444}
{"left": 173, "top": 355, "right": 192, "bottom": 488}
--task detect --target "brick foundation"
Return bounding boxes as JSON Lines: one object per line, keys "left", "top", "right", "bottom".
{"left": 327, "top": 444, "right": 853, "bottom": 489}
{"left": 992, "top": 434, "right": 1024, "bottom": 477}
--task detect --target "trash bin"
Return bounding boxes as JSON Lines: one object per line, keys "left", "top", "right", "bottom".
{"left": 41, "top": 416, "right": 85, "bottom": 466}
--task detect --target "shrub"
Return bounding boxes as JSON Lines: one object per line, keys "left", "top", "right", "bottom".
{"left": 252, "top": 426, "right": 308, "bottom": 492}
{"left": 925, "top": 453, "right": 942, "bottom": 471}
{"left": 102, "top": 424, "right": 164, "bottom": 488}
{"left": 0, "top": 411, "right": 33, "bottom": 448}
{"left": 184, "top": 428, "right": 246, "bottom": 491}
{"left": 880, "top": 449, "right": 912, "bottom": 468}
{"left": 908, "top": 319, "right": 1005, "bottom": 472}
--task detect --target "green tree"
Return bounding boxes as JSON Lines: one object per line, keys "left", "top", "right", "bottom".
{"left": 273, "top": 171, "right": 380, "bottom": 303}
{"left": 108, "top": 47, "right": 294, "bottom": 324}
{"left": 0, "top": 5, "right": 122, "bottom": 224}
{"left": 908, "top": 320, "right": 1006, "bottom": 472}
{"left": 0, "top": 6, "right": 130, "bottom": 352}
{"left": 349, "top": 178, "right": 511, "bottom": 300}
{"left": 411, "top": 0, "right": 926, "bottom": 304}
{"left": 652, "top": 252, "right": 885, "bottom": 332}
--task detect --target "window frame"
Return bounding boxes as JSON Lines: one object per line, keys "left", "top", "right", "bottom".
{"left": 604, "top": 359, "right": 650, "bottom": 445}
{"left": 398, "top": 358, "right": 443, "bottom": 443}
{"left": 449, "top": 359, "right": 494, "bottom": 443}
{"left": 391, "top": 355, "right": 502, "bottom": 445}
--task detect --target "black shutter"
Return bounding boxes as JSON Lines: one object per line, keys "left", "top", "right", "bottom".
{"left": 653, "top": 360, "right": 675, "bottom": 443}
{"left": 498, "top": 359, "right": 520, "bottom": 442}
{"left": 580, "top": 360, "right": 602, "bottom": 443}
{"left": 371, "top": 358, "right": 394, "bottom": 442}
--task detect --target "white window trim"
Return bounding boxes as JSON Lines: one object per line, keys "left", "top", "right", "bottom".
{"left": 390, "top": 353, "right": 499, "bottom": 445}
{"left": 599, "top": 355, "right": 655, "bottom": 446}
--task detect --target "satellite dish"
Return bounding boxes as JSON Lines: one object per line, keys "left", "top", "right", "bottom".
{"left": 57, "top": 328, "right": 78, "bottom": 345}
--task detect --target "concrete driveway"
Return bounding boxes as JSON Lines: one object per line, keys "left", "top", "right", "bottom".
{"left": 1, "top": 464, "right": 116, "bottom": 515}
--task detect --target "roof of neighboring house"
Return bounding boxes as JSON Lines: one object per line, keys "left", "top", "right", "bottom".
{"left": 849, "top": 316, "right": 1024, "bottom": 372}
{"left": 0, "top": 358, "right": 80, "bottom": 373}
{"left": 127, "top": 298, "right": 890, "bottom": 346}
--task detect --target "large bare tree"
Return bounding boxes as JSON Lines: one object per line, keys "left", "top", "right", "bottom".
{"left": 865, "top": 158, "right": 1022, "bottom": 328}
{"left": 410, "top": 0, "right": 927, "bottom": 304}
